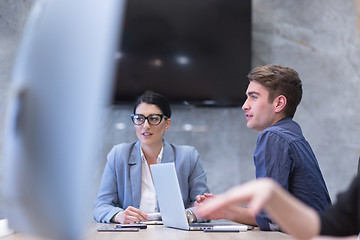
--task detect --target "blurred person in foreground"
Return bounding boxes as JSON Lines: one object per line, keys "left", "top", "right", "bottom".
{"left": 197, "top": 175, "right": 359, "bottom": 240}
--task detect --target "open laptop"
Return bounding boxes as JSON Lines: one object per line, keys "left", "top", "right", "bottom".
{"left": 150, "top": 162, "right": 252, "bottom": 231}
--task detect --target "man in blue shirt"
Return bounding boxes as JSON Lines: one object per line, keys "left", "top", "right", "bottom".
{"left": 196, "top": 65, "right": 331, "bottom": 230}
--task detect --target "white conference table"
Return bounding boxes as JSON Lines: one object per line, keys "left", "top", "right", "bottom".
{"left": 3, "top": 222, "right": 294, "bottom": 240}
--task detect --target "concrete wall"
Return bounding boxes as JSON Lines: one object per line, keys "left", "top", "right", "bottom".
{"left": 1, "top": 0, "right": 360, "bottom": 218}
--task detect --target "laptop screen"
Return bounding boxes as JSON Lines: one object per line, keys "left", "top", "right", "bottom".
{"left": 150, "top": 163, "right": 190, "bottom": 230}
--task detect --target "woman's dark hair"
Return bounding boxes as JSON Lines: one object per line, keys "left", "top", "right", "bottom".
{"left": 133, "top": 90, "right": 172, "bottom": 118}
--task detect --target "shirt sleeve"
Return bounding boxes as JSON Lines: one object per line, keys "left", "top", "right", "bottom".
{"left": 254, "top": 131, "right": 293, "bottom": 230}
{"left": 320, "top": 175, "right": 360, "bottom": 236}
{"left": 255, "top": 131, "right": 293, "bottom": 187}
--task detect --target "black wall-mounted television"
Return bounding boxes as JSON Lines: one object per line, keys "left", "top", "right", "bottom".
{"left": 112, "top": 0, "right": 251, "bottom": 107}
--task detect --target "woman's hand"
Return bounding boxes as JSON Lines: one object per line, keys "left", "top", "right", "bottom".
{"left": 115, "top": 206, "right": 148, "bottom": 223}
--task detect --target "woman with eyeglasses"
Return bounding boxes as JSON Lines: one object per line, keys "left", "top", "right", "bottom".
{"left": 93, "top": 90, "right": 210, "bottom": 224}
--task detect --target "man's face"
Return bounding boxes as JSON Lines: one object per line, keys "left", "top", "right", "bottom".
{"left": 242, "top": 81, "right": 278, "bottom": 132}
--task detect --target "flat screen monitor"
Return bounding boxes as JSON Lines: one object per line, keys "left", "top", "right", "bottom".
{"left": 112, "top": 0, "right": 251, "bottom": 106}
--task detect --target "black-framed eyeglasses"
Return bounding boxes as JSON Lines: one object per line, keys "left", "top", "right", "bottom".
{"left": 131, "top": 114, "right": 169, "bottom": 126}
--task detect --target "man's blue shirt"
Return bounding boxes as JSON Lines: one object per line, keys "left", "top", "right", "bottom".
{"left": 254, "top": 117, "right": 331, "bottom": 231}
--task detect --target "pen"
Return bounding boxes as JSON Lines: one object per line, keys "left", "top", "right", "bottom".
{"left": 212, "top": 225, "right": 248, "bottom": 231}
{"left": 204, "top": 229, "right": 239, "bottom": 232}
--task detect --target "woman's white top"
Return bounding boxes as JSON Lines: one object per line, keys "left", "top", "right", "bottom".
{"left": 139, "top": 146, "right": 163, "bottom": 213}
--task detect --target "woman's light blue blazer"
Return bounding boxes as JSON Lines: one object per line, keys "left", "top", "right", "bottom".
{"left": 93, "top": 141, "right": 210, "bottom": 223}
